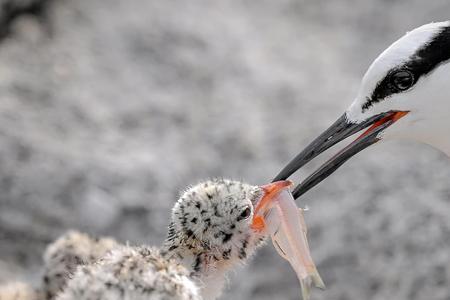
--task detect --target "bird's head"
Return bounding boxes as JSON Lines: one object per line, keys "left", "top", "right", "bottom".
{"left": 348, "top": 21, "right": 450, "bottom": 140}
{"left": 274, "top": 21, "right": 450, "bottom": 198}
{"left": 162, "top": 179, "right": 273, "bottom": 273}
{"left": 162, "top": 179, "right": 289, "bottom": 300}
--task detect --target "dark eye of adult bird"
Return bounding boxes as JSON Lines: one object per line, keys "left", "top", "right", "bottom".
{"left": 391, "top": 69, "right": 414, "bottom": 91}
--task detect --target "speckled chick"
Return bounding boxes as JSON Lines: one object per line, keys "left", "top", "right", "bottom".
{"left": 0, "top": 281, "right": 39, "bottom": 300}
{"left": 42, "top": 231, "right": 119, "bottom": 299}
{"left": 161, "top": 179, "right": 267, "bottom": 300}
{"left": 56, "top": 246, "right": 200, "bottom": 300}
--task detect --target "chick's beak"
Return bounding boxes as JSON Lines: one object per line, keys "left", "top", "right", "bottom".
{"left": 254, "top": 180, "right": 293, "bottom": 217}
{"left": 251, "top": 180, "right": 292, "bottom": 231}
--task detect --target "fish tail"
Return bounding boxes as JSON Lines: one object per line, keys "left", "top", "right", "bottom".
{"left": 310, "top": 267, "right": 326, "bottom": 290}
{"left": 299, "top": 277, "right": 311, "bottom": 300}
{"left": 299, "top": 269, "right": 326, "bottom": 300}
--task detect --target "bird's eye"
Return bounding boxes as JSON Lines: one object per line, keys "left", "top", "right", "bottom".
{"left": 239, "top": 206, "right": 252, "bottom": 220}
{"left": 391, "top": 70, "right": 414, "bottom": 91}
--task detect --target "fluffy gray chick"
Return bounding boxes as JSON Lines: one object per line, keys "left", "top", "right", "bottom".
{"left": 45, "top": 179, "right": 268, "bottom": 300}
{"left": 42, "top": 231, "right": 119, "bottom": 299}
{"left": 161, "top": 179, "right": 267, "bottom": 300}
{"left": 56, "top": 246, "right": 200, "bottom": 300}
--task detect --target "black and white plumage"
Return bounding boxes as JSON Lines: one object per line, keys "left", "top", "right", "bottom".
{"left": 56, "top": 246, "right": 200, "bottom": 300}
{"left": 38, "top": 179, "right": 267, "bottom": 300}
{"left": 42, "top": 231, "right": 120, "bottom": 299}
{"left": 274, "top": 21, "right": 450, "bottom": 197}
{"left": 39, "top": 231, "right": 199, "bottom": 300}
{"left": 161, "top": 179, "right": 266, "bottom": 300}
{"left": 0, "top": 231, "right": 119, "bottom": 300}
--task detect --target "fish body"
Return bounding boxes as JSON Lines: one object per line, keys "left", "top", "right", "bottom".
{"left": 253, "top": 182, "right": 324, "bottom": 300}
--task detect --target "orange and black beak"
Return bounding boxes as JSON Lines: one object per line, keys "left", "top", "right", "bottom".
{"left": 273, "top": 111, "right": 408, "bottom": 199}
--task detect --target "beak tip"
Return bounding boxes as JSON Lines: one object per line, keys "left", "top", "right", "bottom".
{"left": 260, "top": 180, "right": 293, "bottom": 194}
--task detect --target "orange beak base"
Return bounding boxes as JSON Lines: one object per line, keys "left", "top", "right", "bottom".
{"left": 252, "top": 180, "right": 293, "bottom": 231}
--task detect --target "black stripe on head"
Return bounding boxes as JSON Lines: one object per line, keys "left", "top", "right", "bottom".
{"left": 362, "top": 24, "right": 450, "bottom": 112}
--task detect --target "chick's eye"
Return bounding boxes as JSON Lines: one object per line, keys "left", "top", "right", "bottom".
{"left": 391, "top": 70, "right": 414, "bottom": 91}
{"left": 239, "top": 206, "right": 252, "bottom": 220}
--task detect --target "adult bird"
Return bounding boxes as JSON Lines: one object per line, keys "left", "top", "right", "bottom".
{"left": 273, "top": 21, "right": 450, "bottom": 197}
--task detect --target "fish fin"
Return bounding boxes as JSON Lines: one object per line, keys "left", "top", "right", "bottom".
{"left": 299, "top": 269, "right": 325, "bottom": 300}
{"left": 311, "top": 268, "right": 326, "bottom": 290}
{"left": 272, "top": 238, "right": 289, "bottom": 260}
{"left": 299, "top": 277, "right": 312, "bottom": 300}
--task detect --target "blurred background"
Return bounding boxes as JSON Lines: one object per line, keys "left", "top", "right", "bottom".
{"left": 1, "top": 0, "right": 450, "bottom": 299}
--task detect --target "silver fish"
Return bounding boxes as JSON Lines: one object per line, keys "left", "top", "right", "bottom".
{"left": 252, "top": 181, "right": 325, "bottom": 300}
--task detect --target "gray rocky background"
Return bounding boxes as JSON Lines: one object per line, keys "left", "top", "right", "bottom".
{"left": 0, "top": 0, "right": 450, "bottom": 299}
